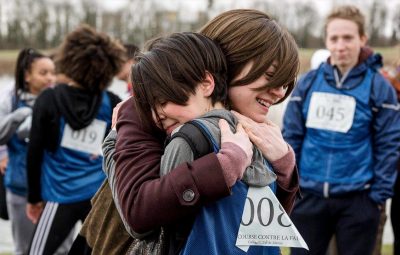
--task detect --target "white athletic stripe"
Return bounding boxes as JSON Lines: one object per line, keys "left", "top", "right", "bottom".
{"left": 38, "top": 202, "right": 58, "bottom": 255}
{"left": 30, "top": 202, "right": 59, "bottom": 255}
{"left": 382, "top": 103, "right": 400, "bottom": 111}
{"left": 290, "top": 96, "right": 302, "bottom": 102}
{"left": 30, "top": 202, "right": 54, "bottom": 255}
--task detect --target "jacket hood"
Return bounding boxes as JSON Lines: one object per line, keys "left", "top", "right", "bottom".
{"left": 322, "top": 47, "right": 382, "bottom": 89}
{"left": 170, "top": 109, "right": 237, "bottom": 138}
{"left": 199, "top": 109, "right": 237, "bottom": 131}
{"left": 53, "top": 84, "right": 103, "bottom": 130}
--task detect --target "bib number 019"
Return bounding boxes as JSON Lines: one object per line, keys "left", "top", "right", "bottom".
{"left": 70, "top": 129, "right": 97, "bottom": 144}
{"left": 61, "top": 119, "right": 107, "bottom": 155}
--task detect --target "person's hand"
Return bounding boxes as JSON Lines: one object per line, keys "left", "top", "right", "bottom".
{"left": 112, "top": 99, "right": 130, "bottom": 129}
{"left": 232, "top": 110, "right": 288, "bottom": 162}
{"left": 219, "top": 119, "right": 253, "bottom": 167}
{"left": 89, "top": 154, "right": 100, "bottom": 160}
{"left": 0, "top": 156, "right": 8, "bottom": 175}
{"left": 26, "top": 202, "right": 44, "bottom": 224}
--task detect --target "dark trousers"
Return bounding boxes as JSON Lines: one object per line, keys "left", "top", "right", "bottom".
{"left": 0, "top": 173, "right": 8, "bottom": 220}
{"left": 28, "top": 199, "right": 92, "bottom": 255}
{"left": 290, "top": 190, "right": 380, "bottom": 255}
{"left": 392, "top": 176, "right": 400, "bottom": 255}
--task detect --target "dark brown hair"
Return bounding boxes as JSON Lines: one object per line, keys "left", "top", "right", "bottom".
{"left": 123, "top": 43, "right": 139, "bottom": 60}
{"left": 14, "top": 48, "right": 48, "bottom": 107}
{"left": 132, "top": 32, "right": 227, "bottom": 127}
{"left": 200, "top": 9, "right": 299, "bottom": 103}
{"left": 325, "top": 5, "right": 366, "bottom": 37}
{"left": 55, "top": 24, "right": 126, "bottom": 92}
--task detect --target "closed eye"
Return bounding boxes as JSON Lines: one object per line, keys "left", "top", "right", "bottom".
{"left": 264, "top": 72, "right": 275, "bottom": 80}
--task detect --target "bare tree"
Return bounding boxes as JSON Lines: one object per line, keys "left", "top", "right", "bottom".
{"left": 0, "top": 0, "right": 396, "bottom": 50}
{"left": 391, "top": 4, "right": 400, "bottom": 45}
{"left": 0, "top": 0, "right": 3, "bottom": 45}
{"left": 35, "top": 0, "right": 50, "bottom": 48}
{"left": 368, "top": 0, "right": 388, "bottom": 46}
{"left": 82, "top": 0, "right": 98, "bottom": 28}
{"left": 6, "top": 0, "right": 26, "bottom": 48}
{"left": 291, "top": 3, "right": 319, "bottom": 48}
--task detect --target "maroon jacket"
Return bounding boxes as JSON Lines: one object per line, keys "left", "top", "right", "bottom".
{"left": 114, "top": 97, "right": 299, "bottom": 234}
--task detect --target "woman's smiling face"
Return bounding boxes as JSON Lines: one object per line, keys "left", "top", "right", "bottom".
{"left": 228, "top": 62, "right": 287, "bottom": 123}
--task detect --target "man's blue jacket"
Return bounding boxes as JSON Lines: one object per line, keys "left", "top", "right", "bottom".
{"left": 283, "top": 49, "right": 400, "bottom": 205}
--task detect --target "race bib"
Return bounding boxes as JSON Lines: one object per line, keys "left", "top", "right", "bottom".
{"left": 306, "top": 92, "right": 356, "bottom": 133}
{"left": 236, "top": 187, "right": 308, "bottom": 251}
{"left": 61, "top": 119, "right": 107, "bottom": 155}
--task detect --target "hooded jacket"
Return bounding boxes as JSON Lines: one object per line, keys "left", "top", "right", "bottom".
{"left": 283, "top": 48, "right": 400, "bottom": 204}
{"left": 27, "top": 84, "right": 120, "bottom": 203}
{"left": 0, "top": 86, "right": 37, "bottom": 196}
{"left": 166, "top": 109, "right": 279, "bottom": 255}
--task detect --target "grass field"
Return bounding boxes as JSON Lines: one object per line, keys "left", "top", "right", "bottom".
{"left": 280, "top": 245, "right": 394, "bottom": 254}
{"left": 0, "top": 46, "right": 399, "bottom": 76}
{"left": 0, "top": 245, "right": 391, "bottom": 255}
{"left": 0, "top": 49, "right": 55, "bottom": 75}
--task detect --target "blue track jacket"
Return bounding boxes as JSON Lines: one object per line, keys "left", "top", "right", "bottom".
{"left": 283, "top": 52, "right": 400, "bottom": 205}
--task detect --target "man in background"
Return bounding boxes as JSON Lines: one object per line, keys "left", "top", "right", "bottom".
{"left": 283, "top": 5, "right": 400, "bottom": 255}
{"left": 116, "top": 43, "right": 139, "bottom": 96}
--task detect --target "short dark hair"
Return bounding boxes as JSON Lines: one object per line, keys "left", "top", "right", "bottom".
{"left": 123, "top": 43, "right": 139, "bottom": 60}
{"left": 132, "top": 32, "right": 228, "bottom": 127}
{"left": 55, "top": 24, "right": 126, "bottom": 92}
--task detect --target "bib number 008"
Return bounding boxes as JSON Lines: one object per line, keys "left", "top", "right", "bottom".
{"left": 241, "top": 196, "right": 291, "bottom": 227}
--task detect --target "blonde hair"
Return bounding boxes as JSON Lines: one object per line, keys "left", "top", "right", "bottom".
{"left": 200, "top": 9, "right": 299, "bottom": 103}
{"left": 325, "top": 5, "right": 366, "bottom": 37}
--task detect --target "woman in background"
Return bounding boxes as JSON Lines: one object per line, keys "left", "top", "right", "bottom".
{"left": 0, "top": 48, "right": 55, "bottom": 255}
{"left": 26, "top": 25, "right": 124, "bottom": 255}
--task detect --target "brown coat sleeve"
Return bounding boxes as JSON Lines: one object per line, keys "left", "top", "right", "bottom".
{"left": 272, "top": 146, "right": 300, "bottom": 215}
{"left": 276, "top": 166, "right": 299, "bottom": 215}
{"left": 114, "top": 98, "right": 231, "bottom": 234}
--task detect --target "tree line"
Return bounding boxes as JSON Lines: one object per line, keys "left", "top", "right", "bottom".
{"left": 0, "top": 0, "right": 398, "bottom": 50}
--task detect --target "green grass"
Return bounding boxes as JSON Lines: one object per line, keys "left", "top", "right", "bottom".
{"left": 375, "top": 47, "right": 400, "bottom": 57}
{"left": 281, "top": 244, "right": 393, "bottom": 255}
{"left": 0, "top": 46, "right": 398, "bottom": 76}
{"left": 297, "top": 46, "right": 400, "bottom": 74}
{"left": 0, "top": 244, "right": 393, "bottom": 255}
{"left": 0, "top": 50, "right": 19, "bottom": 60}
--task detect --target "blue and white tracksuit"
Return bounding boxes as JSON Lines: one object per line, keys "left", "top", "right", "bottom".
{"left": 41, "top": 92, "right": 111, "bottom": 203}
{"left": 283, "top": 53, "right": 400, "bottom": 204}
{"left": 283, "top": 52, "right": 400, "bottom": 254}
{"left": 28, "top": 90, "right": 114, "bottom": 255}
